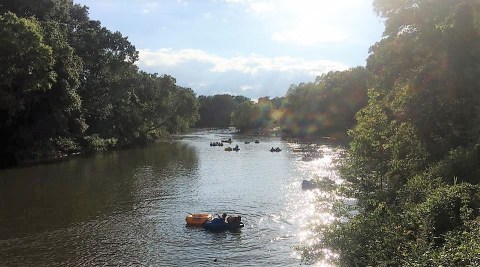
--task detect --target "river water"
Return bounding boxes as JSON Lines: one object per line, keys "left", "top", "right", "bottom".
{"left": 0, "top": 130, "right": 346, "bottom": 266}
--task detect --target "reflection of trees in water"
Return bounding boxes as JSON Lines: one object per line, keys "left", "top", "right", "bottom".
{"left": 0, "top": 141, "right": 198, "bottom": 240}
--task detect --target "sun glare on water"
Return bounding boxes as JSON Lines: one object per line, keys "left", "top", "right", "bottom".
{"left": 282, "top": 141, "right": 349, "bottom": 265}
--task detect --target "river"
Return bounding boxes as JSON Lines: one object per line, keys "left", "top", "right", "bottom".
{"left": 0, "top": 130, "right": 346, "bottom": 266}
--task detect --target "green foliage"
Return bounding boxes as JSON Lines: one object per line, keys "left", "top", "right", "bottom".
{"left": 230, "top": 101, "right": 257, "bottom": 131}
{"left": 398, "top": 174, "right": 441, "bottom": 206}
{"left": 83, "top": 134, "right": 117, "bottom": 153}
{"left": 72, "top": 18, "right": 139, "bottom": 132}
{"left": 224, "top": 67, "right": 371, "bottom": 137}
{"left": 425, "top": 146, "right": 480, "bottom": 185}
{"left": 0, "top": 12, "right": 57, "bottom": 165}
{"left": 311, "top": 0, "right": 480, "bottom": 265}
{"left": 281, "top": 67, "right": 371, "bottom": 137}
{"left": 368, "top": 0, "right": 480, "bottom": 159}
{"left": 427, "top": 218, "right": 480, "bottom": 266}
{"left": 323, "top": 203, "right": 410, "bottom": 266}
{"left": 51, "top": 136, "right": 81, "bottom": 154}
{"left": 158, "top": 83, "right": 199, "bottom": 133}
{"left": 322, "top": 184, "right": 480, "bottom": 266}
{"left": 413, "top": 184, "right": 480, "bottom": 241}
{"left": 196, "top": 94, "right": 249, "bottom": 128}
{"left": 0, "top": 2, "right": 199, "bottom": 166}
{"left": 0, "top": 12, "right": 55, "bottom": 118}
{"left": 344, "top": 88, "right": 428, "bottom": 207}
{"left": 229, "top": 96, "right": 281, "bottom": 132}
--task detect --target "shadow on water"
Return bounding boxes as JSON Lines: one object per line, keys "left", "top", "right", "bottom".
{"left": 0, "top": 141, "right": 199, "bottom": 240}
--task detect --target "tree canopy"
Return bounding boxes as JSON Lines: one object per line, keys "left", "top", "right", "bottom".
{"left": 195, "top": 94, "right": 249, "bottom": 128}
{"left": 281, "top": 67, "right": 371, "bottom": 137}
{"left": 0, "top": 0, "right": 199, "bottom": 166}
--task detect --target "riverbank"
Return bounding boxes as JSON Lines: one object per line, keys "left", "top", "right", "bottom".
{"left": 1, "top": 134, "right": 176, "bottom": 170}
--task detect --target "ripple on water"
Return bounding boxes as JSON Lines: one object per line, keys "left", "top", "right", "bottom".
{"left": 0, "top": 131, "right": 346, "bottom": 266}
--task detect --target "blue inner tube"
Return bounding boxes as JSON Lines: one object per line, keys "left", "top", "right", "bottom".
{"left": 203, "top": 218, "right": 244, "bottom": 231}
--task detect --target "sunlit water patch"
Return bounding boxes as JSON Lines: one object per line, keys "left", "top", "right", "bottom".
{"left": 285, "top": 141, "right": 348, "bottom": 265}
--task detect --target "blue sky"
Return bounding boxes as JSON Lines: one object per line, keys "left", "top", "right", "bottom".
{"left": 74, "top": 0, "right": 384, "bottom": 99}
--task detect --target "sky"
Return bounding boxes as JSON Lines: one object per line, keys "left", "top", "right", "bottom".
{"left": 73, "top": 0, "right": 385, "bottom": 99}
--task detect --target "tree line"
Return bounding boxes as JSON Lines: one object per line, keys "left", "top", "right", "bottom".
{"left": 196, "top": 66, "right": 371, "bottom": 138}
{"left": 0, "top": 1, "right": 198, "bottom": 167}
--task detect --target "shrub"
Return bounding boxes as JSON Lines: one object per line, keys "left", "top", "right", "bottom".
{"left": 51, "top": 136, "right": 81, "bottom": 154}
{"left": 83, "top": 134, "right": 117, "bottom": 153}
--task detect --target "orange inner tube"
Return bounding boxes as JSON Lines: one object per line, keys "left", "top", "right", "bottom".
{"left": 185, "top": 214, "right": 213, "bottom": 225}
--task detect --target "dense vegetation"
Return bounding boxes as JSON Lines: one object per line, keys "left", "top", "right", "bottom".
{"left": 304, "top": 0, "right": 480, "bottom": 265}
{"left": 195, "top": 94, "right": 250, "bottom": 128}
{"left": 281, "top": 67, "right": 371, "bottom": 138}
{"left": 231, "top": 96, "right": 284, "bottom": 133}
{"left": 0, "top": 1, "right": 199, "bottom": 167}
{"left": 196, "top": 67, "right": 370, "bottom": 136}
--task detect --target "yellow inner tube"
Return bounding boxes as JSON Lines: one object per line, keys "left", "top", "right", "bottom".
{"left": 185, "top": 213, "right": 213, "bottom": 226}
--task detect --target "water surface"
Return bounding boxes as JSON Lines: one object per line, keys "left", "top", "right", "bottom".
{"left": 0, "top": 130, "right": 345, "bottom": 266}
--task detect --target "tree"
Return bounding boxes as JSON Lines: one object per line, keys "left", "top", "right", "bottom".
{"left": 0, "top": 12, "right": 56, "bottom": 164}
{"left": 0, "top": 12, "right": 55, "bottom": 120}
{"left": 281, "top": 67, "right": 371, "bottom": 137}
{"left": 71, "top": 19, "right": 138, "bottom": 137}
{"left": 368, "top": 0, "right": 480, "bottom": 159}
{"left": 231, "top": 101, "right": 257, "bottom": 132}
{"left": 0, "top": 1, "right": 201, "bottom": 164}
{"left": 196, "top": 94, "right": 250, "bottom": 128}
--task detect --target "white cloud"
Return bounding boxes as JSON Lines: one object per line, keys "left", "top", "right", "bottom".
{"left": 222, "top": 0, "right": 247, "bottom": 3}
{"left": 177, "top": 0, "right": 188, "bottom": 6}
{"left": 137, "top": 48, "right": 348, "bottom": 76}
{"left": 136, "top": 48, "right": 349, "bottom": 97}
{"left": 218, "top": 0, "right": 372, "bottom": 45}
{"left": 203, "top": 12, "right": 212, "bottom": 19}
{"left": 240, "top": 85, "right": 254, "bottom": 91}
{"left": 187, "top": 82, "right": 208, "bottom": 89}
{"left": 271, "top": 25, "right": 348, "bottom": 45}
{"left": 139, "top": 48, "right": 218, "bottom": 66}
{"left": 141, "top": 1, "right": 159, "bottom": 14}
{"left": 248, "top": 1, "right": 275, "bottom": 14}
